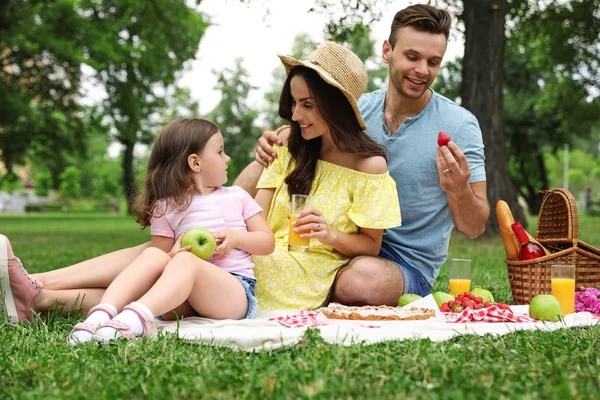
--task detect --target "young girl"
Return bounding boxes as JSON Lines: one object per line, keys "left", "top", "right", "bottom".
{"left": 67, "top": 118, "right": 274, "bottom": 343}
{"left": 251, "top": 42, "right": 402, "bottom": 310}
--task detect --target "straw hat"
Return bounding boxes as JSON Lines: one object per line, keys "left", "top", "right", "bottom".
{"left": 278, "top": 42, "right": 368, "bottom": 130}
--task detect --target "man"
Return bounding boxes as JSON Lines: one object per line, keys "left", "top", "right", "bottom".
{"left": 234, "top": 4, "right": 489, "bottom": 306}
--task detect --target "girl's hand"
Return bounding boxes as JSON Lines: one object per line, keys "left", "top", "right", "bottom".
{"left": 213, "top": 230, "right": 239, "bottom": 260}
{"left": 168, "top": 236, "right": 191, "bottom": 258}
{"left": 293, "top": 208, "right": 336, "bottom": 246}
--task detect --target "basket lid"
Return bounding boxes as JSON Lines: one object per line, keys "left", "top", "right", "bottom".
{"left": 536, "top": 188, "right": 579, "bottom": 241}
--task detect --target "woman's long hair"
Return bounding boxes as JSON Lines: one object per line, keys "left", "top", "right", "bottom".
{"left": 133, "top": 118, "right": 220, "bottom": 227}
{"left": 278, "top": 66, "right": 387, "bottom": 199}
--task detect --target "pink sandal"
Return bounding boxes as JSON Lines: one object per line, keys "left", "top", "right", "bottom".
{"left": 95, "top": 303, "right": 157, "bottom": 341}
{"left": 68, "top": 304, "right": 117, "bottom": 344}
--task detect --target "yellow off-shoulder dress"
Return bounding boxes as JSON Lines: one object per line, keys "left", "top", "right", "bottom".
{"left": 253, "top": 145, "right": 402, "bottom": 311}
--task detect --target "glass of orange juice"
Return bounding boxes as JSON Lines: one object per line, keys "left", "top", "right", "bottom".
{"left": 448, "top": 258, "right": 472, "bottom": 296}
{"left": 288, "top": 194, "right": 310, "bottom": 252}
{"left": 551, "top": 264, "right": 575, "bottom": 316}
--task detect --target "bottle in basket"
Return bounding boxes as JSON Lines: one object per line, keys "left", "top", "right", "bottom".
{"left": 511, "top": 222, "right": 546, "bottom": 260}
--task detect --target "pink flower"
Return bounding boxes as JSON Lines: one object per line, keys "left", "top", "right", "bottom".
{"left": 574, "top": 286, "right": 600, "bottom": 313}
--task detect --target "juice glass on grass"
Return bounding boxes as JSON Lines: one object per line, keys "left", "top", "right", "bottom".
{"left": 288, "top": 194, "right": 310, "bottom": 252}
{"left": 448, "top": 258, "right": 472, "bottom": 296}
{"left": 551, "top": 264, "right": 575, "bottom": 316}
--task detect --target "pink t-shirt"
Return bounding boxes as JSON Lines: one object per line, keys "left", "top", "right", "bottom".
{"left": 150, "top": 186, "right": 263, "bottom": 279}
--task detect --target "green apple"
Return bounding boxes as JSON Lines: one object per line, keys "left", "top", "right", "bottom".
{"left": 529, "top": 294, "right": 562, "bottom": 322}
{"left": 471, "top": 288, "right": 495, "bottom": 303}
{"left": 433, "top": 291, "right": 455, "bottom": 307}
{"left": 397, "top": 294, "right": 422, "bottom": 307}
{"left": 181, "top": 228, "right": 217, "bottom": 260}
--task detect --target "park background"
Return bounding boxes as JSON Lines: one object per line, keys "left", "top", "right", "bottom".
{"left": 1, "top": 1, "right": 600, "bottom": 398}
{"left": 1, "top": 0, "right": 600, "bottom": 225}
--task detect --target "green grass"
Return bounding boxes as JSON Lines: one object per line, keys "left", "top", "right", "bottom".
{"left": 1, "top": 213, "right": 599, "bottom": 399}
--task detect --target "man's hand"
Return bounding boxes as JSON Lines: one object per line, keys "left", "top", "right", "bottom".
{"left": 255, "top": 125, "right": 289, "bottom": 167}
{"left": 436, "top": 141, "right": 471, "bottom": 195}
{"left": 436, "top": 140, "right": 489, "bottom": 238}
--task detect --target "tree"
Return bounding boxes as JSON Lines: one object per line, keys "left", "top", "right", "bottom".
{"left": 34, "top": 172, "right": 52, "bottom": 197}
{"left": 81, "top": 0, "right": 207, "bottom": 211}
{"left": 458, "top": 0, "right": 527, "bottom": 231}
{"left": 0, "top": 1, "right": 208, "bottom": 213}
{"left": 496, "top": 0, "right": 600, "bottom": 213}
{"left": 208, "top": 58, "right": 262, "bottom": 185}
{"left": 0, "top": 0, "right": 88, "bottom": 177}
{"left": 59, "top": 166, "right": 82, "bottom": 200}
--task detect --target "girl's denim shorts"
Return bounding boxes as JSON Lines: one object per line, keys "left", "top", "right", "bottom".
{"left": 232, "top": 273, "right": 257, "bottom": 319}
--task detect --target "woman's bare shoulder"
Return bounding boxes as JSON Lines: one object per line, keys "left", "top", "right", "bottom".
{"left": 355, "top": 155, "right": 388, "bottom": 174}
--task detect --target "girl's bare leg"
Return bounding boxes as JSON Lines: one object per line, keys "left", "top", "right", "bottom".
{"left": 99, "top": 247, "right": 171, "bottom": 311}
{"left": 68, "top": 248, "right": 170, "bottom": 344}
{"left": 139, "top": 252, "right": 248, "bottom": 320}
{"left": 34, "top": 242, "right": 151, "bottom": 290}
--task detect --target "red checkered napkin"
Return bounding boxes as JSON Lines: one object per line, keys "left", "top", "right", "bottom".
{"left": 444, "top": 305, "right": 536, "bottom": 323}
{"left": 269, "top": 310, "right": 381, "bottom": 328}
{"left": 269, "top": 310, "right": 330, "bottom": 328}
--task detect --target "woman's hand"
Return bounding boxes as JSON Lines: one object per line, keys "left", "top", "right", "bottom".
{"left": 292, "top": 208, "right": 336, "bottom": 246}
{"left": 213, "top": 230, "right": 239, "bottom": 260}
{"left": 168, "top": 236, "right": 191, "bottom": 258}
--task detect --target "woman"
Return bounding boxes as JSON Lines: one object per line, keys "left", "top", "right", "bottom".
{"left": 252, "top": 42, "right": 401, "bottom": 310}
{"left": 1, "top": 42, "right": 400, "bottom": 322}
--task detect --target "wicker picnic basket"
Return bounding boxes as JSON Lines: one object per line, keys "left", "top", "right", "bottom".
{"left": 506, "top": 188, "right": 600, "bottom": 304}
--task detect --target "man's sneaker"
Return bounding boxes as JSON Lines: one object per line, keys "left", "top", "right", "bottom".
{"left": 0, "top": 234, "right": 44, "bottom": 323}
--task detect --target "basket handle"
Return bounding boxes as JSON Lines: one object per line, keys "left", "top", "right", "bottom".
{"left": 536, "top": 188, "right": 579, "bottom": 241}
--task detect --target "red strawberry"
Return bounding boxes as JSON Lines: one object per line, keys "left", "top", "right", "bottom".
{"left": 473, "top": 304, "right": 481, "bottom": 310}
{"left": 464, "top": 292, "right": 475, "bottom": 300}
{"left": 440, "top": 303, "right": 449, "bottom": 312}
{"left": 474, "top": 297, "right": 483, "bottom": 304}
{"left": 483, "top": 302, "right": 491, "bottom": 308}
{"left": 437, "top": 131, "right": 451, "bottom": 146}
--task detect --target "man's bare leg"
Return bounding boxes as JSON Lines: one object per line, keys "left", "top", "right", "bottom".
{"left": 332, "top": 256, "right": 404, "bottom": 306}
{"left": 233, "top": 161, "right": 264, "bottom": 198}
{"left": 34, "top": 243, "right": 151, "bottom": 290}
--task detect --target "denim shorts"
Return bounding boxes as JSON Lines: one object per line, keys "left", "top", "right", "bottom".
{"left": 378, "top": 245, "right": 432, "bottom": 297}
{"left": 232, "top": 274, "right": 258, "bottom": 319}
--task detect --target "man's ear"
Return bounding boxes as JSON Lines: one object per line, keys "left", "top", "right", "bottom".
{"left": 188, "top": 154, "right": 202, "bottom": 172}
{"left": 382, "top": 40, "right": 392, "bottom": 65}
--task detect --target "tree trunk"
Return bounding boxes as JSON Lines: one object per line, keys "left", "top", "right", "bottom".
{"left": 460, "top": 0, "right": 527, "bottom": 231}
{"left": 122, "top": 141, "right": 137, "bottom": 214}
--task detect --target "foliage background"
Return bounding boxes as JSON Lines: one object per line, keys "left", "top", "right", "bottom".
{"left": 1, "top": 0, "right": 599, "bottom": 220}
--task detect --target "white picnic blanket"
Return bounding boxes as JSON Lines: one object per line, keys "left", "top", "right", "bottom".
{"left": 156, "top": 295, "right": 599, "bottom": 352}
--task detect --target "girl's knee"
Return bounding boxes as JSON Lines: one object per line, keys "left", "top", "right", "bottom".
{"left": 170, "top": 251, "right": 198, "bottom": 263}
{"left": 142, "top": 246, "right": 169, "bottom": 259}
{"left": 168, "top": 252, "right": 208, "bottom": 273}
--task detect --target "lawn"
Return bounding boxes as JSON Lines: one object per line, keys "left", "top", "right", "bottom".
{"left": 1, "top": 213, "right": 599, "bottom": 399}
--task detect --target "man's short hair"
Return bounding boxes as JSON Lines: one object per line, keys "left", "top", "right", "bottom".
{"left": 388, "top": 4, "right": 452, "bottom": 47}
